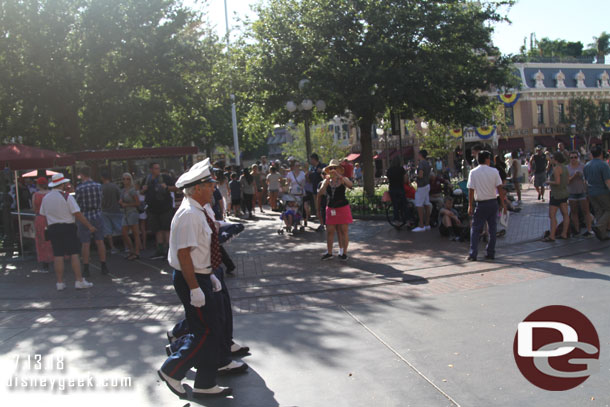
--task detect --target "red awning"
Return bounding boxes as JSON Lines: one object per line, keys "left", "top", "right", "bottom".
{"left": 0, "top": 144, "right": 74, "bottom": 170}
{"left": 71, "top": 146, "right": 198, "bottom": 161}
{"left": 345, "top": 153, "right": 360, "bottom": 161}
{"left": 497, "top": 137, "right": 525, "bottom": 152}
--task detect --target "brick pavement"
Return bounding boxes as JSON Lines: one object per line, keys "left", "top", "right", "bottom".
{"left": 0, "top": 182, "right": 603, "bottom": 334}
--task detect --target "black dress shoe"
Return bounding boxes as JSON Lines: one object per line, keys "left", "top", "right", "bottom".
{"left": 231, "top": 346, "right": 250, "bottom": 357}
{"left": 157, "top": 370, "right": 186, "bottom": 398}
{"left": 484, "top": 255, "right": 495, "bottom": 261}
{"left": 192, "top": 386, "right": 233, "bottom": 398}
{"left": 217, "top": 361, "right": 249, "bottom": 375}
{"left": 466, "top": 256, "right": 477, "bottom": 261}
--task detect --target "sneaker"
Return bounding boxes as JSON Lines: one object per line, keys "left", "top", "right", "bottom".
{"left": 110, "top": 248, "right": 119, "bottom": 255}
{"left": 412, "top": 226, "right": 426, "bottom": 232}
{"left": 316, "top": 225, "right": 325, "bottom": 232}
{"left": 339, "top": 254, "right": 348, "bottom": 261}
{"left": 321, "top": 253, "right": 333, "bottom": 261}
{"left": 582, "top": 231, "right": 593, "bottom": 238}
{"left": 425, "top": 226, "right": 431, "bottom": 231}
{"left": 56, "top": 282, "right": 66, "bottom": 291}
{"left": 75, "top": 279, "right": 93, "bottom": 289}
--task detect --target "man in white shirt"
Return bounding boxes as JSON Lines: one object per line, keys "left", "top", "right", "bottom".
{"left": 467, "top": 151, "right": 507, "bottom": 261}
{"left": 158, "top": 159, "right": 232, "bottom": 399}
{"left": 39, "top": 173, "right": 95, "bottom": 291}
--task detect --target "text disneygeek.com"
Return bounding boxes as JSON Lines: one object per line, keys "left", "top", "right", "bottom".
{"left": 7, "top": 375, "right": 132, "bottom": 392}
{"left": 7, "top": 354, "right": 132, "bottom": 392}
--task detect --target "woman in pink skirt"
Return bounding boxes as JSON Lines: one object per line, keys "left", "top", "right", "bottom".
{"left": 317, "top": 159, "right": 353, "bottom": 261}
{"left": 32, "top": 177, "right": 54, "bottom": 272}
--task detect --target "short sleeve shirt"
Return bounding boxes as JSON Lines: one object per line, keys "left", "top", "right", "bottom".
{"left": 75, "top": 180, "right": 102, "bottom": 220}
{"left": 583, "top": 159, "right": 610, "bottom": 197}
{"left": 287, "top": 170, "right": 306, "bottom": 195}
{"left": 101, "top": 182, "right": 122, "bottom": 213}
{"left": 40, "top": 190, "right": 81, "bottom": 225}
{"left": 567, "top": 163, "right": 586, "bottom": 195}
{"left": 467, "top": 165, "right": 503, "bottom": 201}
{"left": 168, "top": 197, "right": 212, "bottom": 272}
{"left": 416, "top": 160, "right": 431, "bottom": 187}
{"left": 267, "top": 173, "right": 281, "bottom": 190}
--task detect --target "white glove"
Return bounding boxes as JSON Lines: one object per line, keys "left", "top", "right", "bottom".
{"left": 190, "top": 287, "right": 205, "bottom": 307}
{"left": 210, "top": 274, "right": 222, "bottom": 292}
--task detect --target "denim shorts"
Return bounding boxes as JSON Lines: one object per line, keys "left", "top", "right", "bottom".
{"left": 77, "top": 216, "right": 105, "bottom": 243}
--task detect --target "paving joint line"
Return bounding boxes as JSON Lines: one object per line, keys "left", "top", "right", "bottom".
{"left": 340, "top": 305, "right": 461, "bottom": 407}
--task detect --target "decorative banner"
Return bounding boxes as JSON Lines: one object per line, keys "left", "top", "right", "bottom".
{"left": 497, "top": 93, "right": 521, "bottom": 107}
{"left": 603, "top": 120, "right": 610, "bottom": 132}
{"left": 475, "top": 125, "right": 496, "bottom": 139}
{"left": 450, "top": 128, "right": 463, "bottom": 138}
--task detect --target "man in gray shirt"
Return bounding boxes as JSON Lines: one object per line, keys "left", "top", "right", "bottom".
{"left": 413, "top": 149, "right": 432, "bottom": 232}
{"left": 100, "top": 171, "right": 123, "bottom": 254}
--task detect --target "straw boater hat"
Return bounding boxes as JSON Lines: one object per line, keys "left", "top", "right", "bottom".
{"left": 175, "top": 158, "right": 217, "bottom": 189}
{"left": 48, "top": 173, "right": 71, "bottom": 188}
{"left": 323, "top": 159, "right": 345, "bottom": 175}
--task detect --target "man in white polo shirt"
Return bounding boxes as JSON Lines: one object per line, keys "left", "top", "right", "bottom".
{"left": 157, "top": 158, "right": 232, "bottom": 399}
{"left": 40, "top": 173, "right": 96, "bottom": 290}
{"left": 467, "top": 151, "right": 507, "bottom": 261}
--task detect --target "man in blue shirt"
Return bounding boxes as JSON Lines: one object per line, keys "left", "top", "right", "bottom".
{"left": 75, "top": 167, "right": 109, "bottom": 276}
{"left": 583, "top": 145, "right": 610, "bottom": 241}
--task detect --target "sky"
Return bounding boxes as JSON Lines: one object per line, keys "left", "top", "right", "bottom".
{"left": 192, "top": 0, "right": 608, "bottom": 56}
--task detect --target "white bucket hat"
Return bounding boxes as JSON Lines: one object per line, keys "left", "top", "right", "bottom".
{"left": 48, "top": 173, "right": 71, "bottom": 188}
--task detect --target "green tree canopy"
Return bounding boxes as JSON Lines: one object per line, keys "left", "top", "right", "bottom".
{"left": 567, "top": 97, "right": 610, "bottom": 150}
{"left": 0, "top": 0, "right": 233, "bottom": 153}
{"left": 247, "top": 0, "right": 515, "bottom": 194}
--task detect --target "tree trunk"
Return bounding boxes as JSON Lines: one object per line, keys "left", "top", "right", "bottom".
{"left": 359, "top": 118, "right": 375, "bottom": 196}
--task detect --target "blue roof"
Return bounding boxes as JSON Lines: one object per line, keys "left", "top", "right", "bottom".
{"left": 522, "top": 65, "right": 609, "bottom": 89}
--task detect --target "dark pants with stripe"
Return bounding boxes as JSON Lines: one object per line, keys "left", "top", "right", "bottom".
{"left": 469, "top": 199, "right": 498, "bottom": 259}
{"left": 161, "top": 270, "right": 220, "bottom": 389}
{"left": 220, "top": 245, "right": 235, "bottom": 271}
{"left": 170, "top": 267, "right": 235, "bottom": 367}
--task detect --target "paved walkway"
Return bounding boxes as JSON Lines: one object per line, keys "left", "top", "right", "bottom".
{"left": 2, "top": 181, "right": 610, "bottom": 406}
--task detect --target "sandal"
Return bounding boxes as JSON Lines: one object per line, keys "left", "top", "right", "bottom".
{"left": 541, "top": 237, "right": 555, "bottom": 242}
{"left": 127, "top": 253, "right": 140, "bottom": 261}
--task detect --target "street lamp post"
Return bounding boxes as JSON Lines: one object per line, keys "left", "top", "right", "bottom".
{"left": 286, "top": 80, "right": 325, "bottom": 161}
{"left": 570, "top": 124, "right": 576, "bottom": 151}
{"left": 224, "top": 0, "right": 240, "bottom": 165}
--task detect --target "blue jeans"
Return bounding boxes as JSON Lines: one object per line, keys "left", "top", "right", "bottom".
{"left": 469, "top": 199, "right": 498, "bottom": 259}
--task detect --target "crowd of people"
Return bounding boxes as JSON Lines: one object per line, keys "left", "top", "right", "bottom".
{"left": 15, "top": 152, "right": 360, "bottom": 289}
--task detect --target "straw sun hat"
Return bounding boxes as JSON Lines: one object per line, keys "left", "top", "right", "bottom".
{"left": 323, "top": 159, "right": 345, "bottom": 175}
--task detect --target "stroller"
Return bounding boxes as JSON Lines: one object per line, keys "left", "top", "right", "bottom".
{"left": 277, "top": 194, "right": 305, "bottom": 235}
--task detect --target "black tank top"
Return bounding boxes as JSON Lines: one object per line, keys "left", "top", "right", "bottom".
{"left": 326, "top": 184, "right": 349, "bottom": 208}
{"left": 533, "top": 155, "right": 547, "bottom": 174}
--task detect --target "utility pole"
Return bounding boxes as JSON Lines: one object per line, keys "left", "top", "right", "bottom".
{"left": 224, "top": 0, "right": 241, "bottom": 166}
